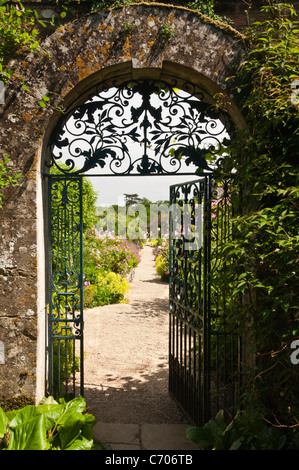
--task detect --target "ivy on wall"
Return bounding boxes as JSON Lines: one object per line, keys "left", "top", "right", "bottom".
{"left": 0, "top": 0, "right": 43, "bottom": 203}
{"left": 90, "top": 0, "right": 230, "bottom": 22}
{"left": 0, "top": 0, "right": 66, "bottom": 203}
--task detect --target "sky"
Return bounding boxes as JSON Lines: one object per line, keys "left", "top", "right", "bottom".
{"left": 87, "top": 174, "right": 200, "bottom": 206}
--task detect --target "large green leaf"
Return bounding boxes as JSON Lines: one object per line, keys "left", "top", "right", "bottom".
{"left": 58, "top": 412, "right": 85, "bottom": 449}
{"left": 82, "top": 413, "right": 97, "bottom": 440}
{"left": 186, "top": 410, "right": 227, "bottom": 450}
{"left": 0, "top": 407, "right": 8, "bottom": 439}
{"left": 64, "top": 436, "right": 94, "bottom": 450}
{"left": 49, "top": 396, "right": 97, "bottom": 449}
{"left": 7, "top": 405, "right": 40, "bottom": 428}
{"left": 7, "top": 414, "right": 49, "bottom": 450}
{"left": 0, "top": 396, "right": 99, "bottom": 450}
{"left": 35, "top": 403, "right": 64, "bottom": 431}
{"left": 57, "top": 396, "right": 86, "bottom": 424}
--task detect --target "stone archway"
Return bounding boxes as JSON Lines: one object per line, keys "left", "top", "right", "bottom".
{"left": 0, "top": 4, "right": 245, "bottom": 402}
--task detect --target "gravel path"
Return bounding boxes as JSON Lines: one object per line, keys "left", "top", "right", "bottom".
{"left": 83, "top": 243, "right": 189, "bottom": 425}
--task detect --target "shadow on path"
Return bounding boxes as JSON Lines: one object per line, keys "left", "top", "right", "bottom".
{"left": 82, "top": 244, "right": 190, "bottom": 426}
{"left": 84, "top": 367, "right": 189, "bottom": 425}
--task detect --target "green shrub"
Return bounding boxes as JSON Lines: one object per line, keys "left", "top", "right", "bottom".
{"left": 84, "top": 271, "right": 130, "bottom": 308}
{"left": 153, "top": 237, "right": 169, "bottom": 282}
{"left": 94, "top": 271, "right": 130, "bottom": 305}
{"left": 83, "top": 284, "right": 98, "bottom": 309}
{"left": 155, "top": 254, "right": 169, "bottom": 282}
{"left": 150, "top": 238, "right": 161, "bottom": 247}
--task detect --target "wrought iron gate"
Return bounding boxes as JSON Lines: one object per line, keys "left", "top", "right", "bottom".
{"left": 169, "top": 176, "right": 239, "bottom": 425}
{"left": 45, "top": 77, "right": 238, "bottom": 407}
{"left": 47, "top": 175, "right": 84, "bottom": 397}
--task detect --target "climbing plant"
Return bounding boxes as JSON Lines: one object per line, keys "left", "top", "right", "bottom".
{"left": 0, "top": 1, "right": 68, "bottom": 206}
{"left": 0, "top": 1, "right": 42, "bottom": 204}
{"left": 90, "top": 0, "right": 223, "bottom": 20}
{"left": 216, "top": 2, "right": 299, "bottom": 433}
{"left": 0, "top": 155, "right": 21, "bottom": 208}
{"left": 0, "top": 0, "right": 40, "bottom": 80}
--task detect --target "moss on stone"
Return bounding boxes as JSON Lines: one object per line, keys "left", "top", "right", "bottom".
{"left": 0, "top": 395, "right": 35, "bottom": 412}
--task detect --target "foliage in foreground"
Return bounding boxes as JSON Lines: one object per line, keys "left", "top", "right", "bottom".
{"left": 187, "top": 409, "right": 299, "bottom": 450}
{"left": 0, "top": 395, "right": 106, "bottom": 450}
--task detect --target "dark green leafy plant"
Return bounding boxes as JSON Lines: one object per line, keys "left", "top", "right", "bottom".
{"left": 0, "top": 0, "right": 40, "bottom": 77}
{"left": 90, "top": 0, "right": 231, "bottom": 24}
{"left": 187, "top": 409, "right": 291, "bottom": 450}
{"left": 0, "top": 395, "right": 107, "bottom": 450}
{"left": 187, "top": 0, "right": 214, "bottom": 17}
{"left": 0, "top": 1, "right": 68, "bottom": 95}
{"left": 159, "top": 22, "right": 176, "bottom": 47}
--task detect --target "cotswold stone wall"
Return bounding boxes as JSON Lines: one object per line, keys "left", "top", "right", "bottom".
{"left": 0, "top": 3, "right": 245, "bottom": 401}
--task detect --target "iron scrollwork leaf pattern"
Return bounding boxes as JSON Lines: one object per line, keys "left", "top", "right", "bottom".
{"left": 47, "top": 79, "right": 232, "bottom": 176}
{"left": 50, "top": 177, "right": 83, "bottom": 341}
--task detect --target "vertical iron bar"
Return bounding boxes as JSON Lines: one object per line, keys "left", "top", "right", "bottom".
{"left": 79, "top": 176, "right": 84, "bottom": 397}
{"left": 203, "top": 175, "right": 212, "bottom": 423}
{"left": 57, "top": 340, "right": 61, "bottom": 398}
{"left": 48, "top": 176, "right": 54, "bottom": 396}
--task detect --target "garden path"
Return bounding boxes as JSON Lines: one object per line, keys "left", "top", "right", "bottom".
{"left": 82, "top": 243, "right": 197, "bottom": 450}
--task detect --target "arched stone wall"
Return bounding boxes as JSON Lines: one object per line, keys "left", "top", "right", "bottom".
{"left": 0, "top": 4, "right": 246, "bottom": 401}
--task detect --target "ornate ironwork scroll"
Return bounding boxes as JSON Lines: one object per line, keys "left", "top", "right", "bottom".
{"left": 48, "top": 175, "right": 84, "bottom": 398}
{"left": 47, "top": 79, "right": 231, "bottom": 176}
